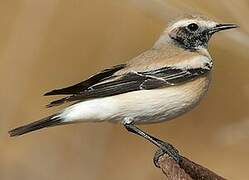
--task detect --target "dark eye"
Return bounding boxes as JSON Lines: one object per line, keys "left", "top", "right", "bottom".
{"left": 187, "top": 23, "right": 199, "bottom": 32}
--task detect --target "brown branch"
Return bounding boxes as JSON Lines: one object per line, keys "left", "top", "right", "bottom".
{"left": 154, "top": 149, "right": 226, "bottom": 180}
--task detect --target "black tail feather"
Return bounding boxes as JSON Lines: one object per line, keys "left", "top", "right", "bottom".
{"left": 9, "top": 114, "right": 63, "bottom": 137}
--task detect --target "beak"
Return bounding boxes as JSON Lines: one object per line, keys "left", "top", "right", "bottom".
{"left": 209, "top": 23, "right": 239, "bottom": 34}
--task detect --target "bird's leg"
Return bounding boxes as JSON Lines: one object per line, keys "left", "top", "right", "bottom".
{"left": 123, "top": 120, "right": 180, "bottom": 163}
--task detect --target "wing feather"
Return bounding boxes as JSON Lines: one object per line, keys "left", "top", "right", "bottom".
{"left": 46, "top": 65, "right": 211, "bottom": 107}
{"left": 44, "top": 64, "right": 126, "bottom": 96}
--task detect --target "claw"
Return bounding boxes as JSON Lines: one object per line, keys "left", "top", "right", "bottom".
{"left": 153, "top": 144, "right": 180, "bottom": 167}
{"left": 153, "top": 149, "right": 165, "bottom": 168}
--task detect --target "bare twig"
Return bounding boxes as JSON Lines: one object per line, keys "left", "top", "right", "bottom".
{"left": 154, "top": 149, "right": 226, "bottom": 180}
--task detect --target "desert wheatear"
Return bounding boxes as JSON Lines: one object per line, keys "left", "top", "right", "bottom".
{"left": 9, "top": 15, "right": 237, "bottom": 162}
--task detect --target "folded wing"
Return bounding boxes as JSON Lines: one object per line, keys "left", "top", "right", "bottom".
{"left": 46, "top": 65, "right": 211, "bottom": 107}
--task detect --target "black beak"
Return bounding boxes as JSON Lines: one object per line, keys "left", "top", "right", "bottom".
{"left": 209, "top": 23, "right": 238, "bottom": 34}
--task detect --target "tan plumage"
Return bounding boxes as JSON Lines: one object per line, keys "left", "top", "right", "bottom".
{"left": 117, "top": 43, "right": 211, "bottom": 73}
{"left": 106, "top": 42, "right": 212, "bottom": 123}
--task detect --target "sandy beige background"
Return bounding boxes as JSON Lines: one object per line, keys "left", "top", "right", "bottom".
{"left": 1, "top": 0, "right": 249, "bottom": 179}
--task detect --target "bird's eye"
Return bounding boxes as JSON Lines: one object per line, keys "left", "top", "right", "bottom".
{"left": 187, "top": 23, "right": 199, "bottom": 32}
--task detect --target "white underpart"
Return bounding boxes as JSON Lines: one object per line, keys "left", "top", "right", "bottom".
{"left": 59, "top": 98, "right": 119, "bottom": 123}
{"left": 59, "top": 81, "right": 208, "bottom": 124}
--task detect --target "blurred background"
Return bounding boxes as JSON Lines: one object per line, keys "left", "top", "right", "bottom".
{"left": 1, "top": 0, "right": 249, "bottom": 179}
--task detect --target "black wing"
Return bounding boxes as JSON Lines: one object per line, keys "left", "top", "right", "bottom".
{"left": 44, "top": 64, "right": 126, "bottom": 96}
{"left": 46, "top": 65, "right": 211, "bottom": 107}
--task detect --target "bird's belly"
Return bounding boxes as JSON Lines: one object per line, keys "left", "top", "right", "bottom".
{"left": 111, "top": 76, "right": 210, "bottom": 124}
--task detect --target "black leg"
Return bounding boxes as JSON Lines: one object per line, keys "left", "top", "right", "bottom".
{"left": 123, "top": 121, "right": 180, "bottom": 163}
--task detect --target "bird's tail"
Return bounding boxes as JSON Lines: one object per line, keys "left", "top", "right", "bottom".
{"left": 8, "top": 114, "right": 64, "bottom": 137}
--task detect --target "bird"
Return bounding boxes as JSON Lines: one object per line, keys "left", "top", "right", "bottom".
{"left": 9, "top": 15, "right": 238, "bottom": 162}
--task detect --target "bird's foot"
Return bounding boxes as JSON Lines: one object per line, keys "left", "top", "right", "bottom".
{"left": 153, "top": 141, "right": 180, "bottom": 167}
{"left": 123, "top": 120, "right": 180, "bottom": 165}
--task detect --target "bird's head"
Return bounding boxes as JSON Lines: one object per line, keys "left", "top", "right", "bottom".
{"left": 155, "top": 15, "right": 238, "bottom": 50}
